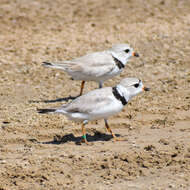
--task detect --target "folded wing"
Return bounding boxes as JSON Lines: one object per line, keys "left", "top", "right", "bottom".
{"left": 62, "top": 87, "right": 113, "bottom": 114}
{"left": 43, "top": 51, "right": 115, "bottom": 78}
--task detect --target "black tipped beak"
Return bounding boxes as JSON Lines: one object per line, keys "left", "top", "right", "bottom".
{"left": 133, "top": 52, "right": 140, "bottom": 57}
{"left": 143, "top": 87, "right": 150, "bottom": 91}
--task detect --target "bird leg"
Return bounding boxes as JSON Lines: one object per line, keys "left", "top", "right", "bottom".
{"left": 81, "top": 122, "right": 89, "bottom": 145}
{"left": 99, "top": 82, "right": 103, "bottom": 88}
{"left": 104, "top": 119, "right": 125, "bottom": 141}
{"left": 79, "top": 81, "right": 85, "bottom": 96}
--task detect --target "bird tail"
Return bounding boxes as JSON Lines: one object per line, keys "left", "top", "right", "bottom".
{"left": 37, "top": 108, "right": 56, "bottom": 114}
{"left": 42, "top": 61, "right": 65, "bottom": 70}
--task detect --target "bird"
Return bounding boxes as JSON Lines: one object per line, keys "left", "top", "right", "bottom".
{"left": 37, "top": 77, "right": 150, "bottom": 145}
{"left": 42, "top": 44, "right": 139, "bottom": 96}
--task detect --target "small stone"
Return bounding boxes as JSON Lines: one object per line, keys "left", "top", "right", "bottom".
{"left": 159, "top": 138, "right": 169, "bottom": 145}
{"left": 0, "top": 160, "right": 6, "bottom": 164}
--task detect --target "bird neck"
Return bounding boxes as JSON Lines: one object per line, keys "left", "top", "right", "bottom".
{"left": 112, "top": 86, "right": 127, "bottom": 105}
{"left": 110, "top": 51, "right": 129, "bottom": 66}
{"left": 114, "top": 85, "right": 130, "bottom": 104}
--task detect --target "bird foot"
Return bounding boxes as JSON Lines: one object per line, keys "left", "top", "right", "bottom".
{"left": 78, "top": 138, "right": 93, "bottom": 145}
{"left": 113, "top": 137, "right": 126, "bottom": 142}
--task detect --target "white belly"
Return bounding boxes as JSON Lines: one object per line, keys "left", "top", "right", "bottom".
{"left": 67, "top": 98, "right": 123, "bottom": 122}
{"left": 70, "top": 67, "right": 123, "bottom": 82}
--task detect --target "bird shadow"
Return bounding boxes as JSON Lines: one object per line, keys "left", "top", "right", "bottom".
{"left": 29, "top": 131, "right": 121, "bottom": 145}
{"left": 29, "top": 95, "right": 79, "bottom": 103}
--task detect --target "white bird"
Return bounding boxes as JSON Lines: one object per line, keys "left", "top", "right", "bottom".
{"left": 42, "top": 44, "right": 139, "bottom": 95}
{"left": 38, "top": 78, "right": 149, "bottom": 145}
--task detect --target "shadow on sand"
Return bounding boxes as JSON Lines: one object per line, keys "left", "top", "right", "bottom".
{"left": 29, "top": 131, "right": 122, "bottom": 145}
{"left": 29, "top": 95, "right": 79, "bottom": 104}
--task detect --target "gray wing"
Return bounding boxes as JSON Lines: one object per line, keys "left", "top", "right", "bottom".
{"left": 47, "top": 51, "right": 116, "bottom": 78}
{"left": 63, "top": 87, "right": 113, "bottom": 114}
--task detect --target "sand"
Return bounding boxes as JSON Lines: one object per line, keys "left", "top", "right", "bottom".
{"left": 0, "top": 0, "right": 190, "bottom": 189}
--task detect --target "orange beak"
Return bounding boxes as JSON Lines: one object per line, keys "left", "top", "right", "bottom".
{"left": 143, "top": 86, "right": 150, "bottom": 91}
{"left": 132, "top": 52, "right": 139, "bottom": 57}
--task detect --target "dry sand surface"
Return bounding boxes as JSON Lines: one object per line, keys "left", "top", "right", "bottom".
{"left": 0, "top": 0, "right": 190, "bottom": 189}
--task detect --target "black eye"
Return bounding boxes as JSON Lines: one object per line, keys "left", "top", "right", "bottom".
{"left": 134, "top": 83, "right": 139, "bottom": 88}
{"left": 124, "top": 49, "right": 130, "bottom": 53}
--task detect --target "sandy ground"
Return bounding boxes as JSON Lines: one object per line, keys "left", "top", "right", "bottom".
{"left": 0, "top": 0, "right": 190, "bottom": 189}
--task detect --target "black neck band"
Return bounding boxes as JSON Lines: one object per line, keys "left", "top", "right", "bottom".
{"left": 112, "top": 87, "right": 128, "bottom": 105}
{"left": 112, "top": 56, "right": 125, "bottom": 69}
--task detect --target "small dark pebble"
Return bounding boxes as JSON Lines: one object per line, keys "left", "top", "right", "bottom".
{"left": 2, "top": 121, "right": 10, "bottom": 124}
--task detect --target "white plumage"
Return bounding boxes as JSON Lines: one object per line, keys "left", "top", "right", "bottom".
{"left": 38, "top": 78, "right": 149, "bottom": 144}
{"left": 42, "top": 44, "right": 139, "bottom": 95}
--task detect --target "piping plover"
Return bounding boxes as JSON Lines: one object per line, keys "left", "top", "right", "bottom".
{"left": 42, "top": 44, "right": 139, "bottom": 95}
{"left": 38, "top": 77, "right": 149, "bottom": 145}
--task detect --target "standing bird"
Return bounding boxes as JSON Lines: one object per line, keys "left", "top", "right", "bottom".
{"left": 38, "top": 78, "right": 149, "bottom": 145}
{"left": 42, "top": 44, "right": 139, "bottom": 96}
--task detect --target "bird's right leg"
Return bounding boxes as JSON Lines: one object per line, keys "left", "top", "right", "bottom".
{"left": 81, "top": 122, "right": 89, "bottom": 145}
{"left": 99, "top": 82, "right": 103, "bottom": 88}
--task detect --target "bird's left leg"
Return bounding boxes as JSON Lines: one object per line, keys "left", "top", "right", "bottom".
{"left": 79, "top": 81, "right": 85, "bottom": 96}
{"left": 104, "top": 119, "right": 125, "bottom": 141}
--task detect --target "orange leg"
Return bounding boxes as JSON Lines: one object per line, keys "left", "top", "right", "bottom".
{"left": 81, "top": 122, "right": 89, "bottom": 145}
{"left": 79, "top": 81, "right": 85, "bottom": 96}
{"left": 104, "top": 119, "right": 125, "bottom": 141}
